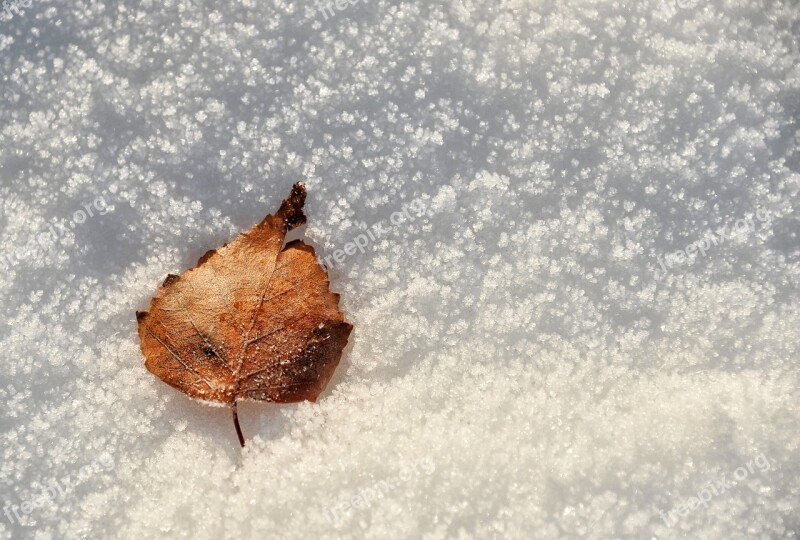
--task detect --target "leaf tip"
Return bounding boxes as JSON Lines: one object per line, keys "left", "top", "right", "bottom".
{"left": 197, "top": 248, "right": 218, "bottom": 267}
{"left": 277, "top": 182, "right": 307, "bottom": 230}
{"left": 162, "top": 274, "right": 180, "bottom": 287}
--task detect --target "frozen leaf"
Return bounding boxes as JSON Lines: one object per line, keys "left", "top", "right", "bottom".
{"left": 136, "top": 183, "right": 352, "bottom": 446}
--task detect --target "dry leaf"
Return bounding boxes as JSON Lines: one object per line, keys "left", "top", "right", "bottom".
{"left": 136, "top": 183, "right": 352, "bottom": 446}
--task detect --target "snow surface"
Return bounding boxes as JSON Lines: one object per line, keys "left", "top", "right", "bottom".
{"left": 1, "top": 0, "right": 799, "bottom": 538}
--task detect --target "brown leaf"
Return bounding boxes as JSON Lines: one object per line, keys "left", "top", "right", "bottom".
{"left": 136, "top": 183, "right": 352, "bottom": 447}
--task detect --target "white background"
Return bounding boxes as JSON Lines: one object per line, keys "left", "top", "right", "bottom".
{"left": 1, "top": 0, "right": 798, "bottom": 538}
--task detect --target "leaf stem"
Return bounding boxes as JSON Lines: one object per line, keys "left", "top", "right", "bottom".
{"left": 232, "top": 400, "right": 245, "bottom": 447}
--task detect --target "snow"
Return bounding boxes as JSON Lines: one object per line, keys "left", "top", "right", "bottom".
{"left": 1, "top": 0, "right": 799, "bottom": 538}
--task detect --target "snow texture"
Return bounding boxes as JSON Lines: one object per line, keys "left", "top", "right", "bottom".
{"left": 1, "top": 0, "right": 799, "bottom": 538}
